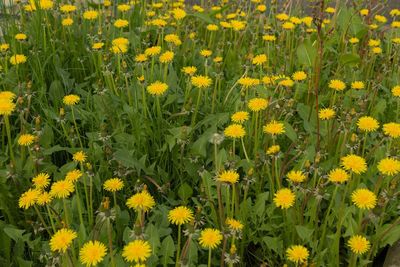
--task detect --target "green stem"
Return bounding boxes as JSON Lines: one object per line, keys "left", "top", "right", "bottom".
{"left": 75, "top": 185, "right": 85, "bottom": 227}
{"left": 34, "top": 205, "right": 51, "bottom": 235}
{"left": 63, "top": 199, "right": 70, "bottom": 227}
{"left": 107, "top": 219, "right": 116, "bottom": 267}
{"left": 175, "top": 224, "right": 182, "bottom": 267}
{"left": 71, "top": 108, "right": 83, "bottom": 149}
{"left": 4, "top": 116, "right": 15, "bottom": 165}
{"left": 207, "top": 248, "right": 212, "bottom": 267}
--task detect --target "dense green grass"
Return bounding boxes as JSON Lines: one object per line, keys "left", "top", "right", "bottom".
{"left": 0, "top": 0, "right": 400, "bottom": 266}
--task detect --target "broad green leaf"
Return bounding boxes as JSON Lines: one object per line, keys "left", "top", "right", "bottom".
{"left": 296, "top": 41, "right": 317, "bottom": 67}
{"left": 379, "top": 224, "right": 400, "bottom": 247}
{"left": 178, "top": 183, "right": 193, "bottom": 201}
{"left": 295, "top": 225, "right": 314, "bottom": 241}
{"left": 190, "top": 13, "right": 214, "bottom": 24}
{"left": 160, "top": 235, "right": 175, "bottom": 266}
{"left": 253, "top": 192, "right": 269, "bottom": 217}
{"left": 4, "top": 227, "right": 25, "bottom": 241}
{"left": 263, "top": 236, "right": 282, "bottom": 253}
{"left": 284, "top": 122, "right": 297, "bottom": 141}
{"left": 339, "top": 53, "right": 360, "bottom": 65}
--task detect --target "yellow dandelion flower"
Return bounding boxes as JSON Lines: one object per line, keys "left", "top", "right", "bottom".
{"left": 368, "top": 39, "right": 380, "bottom": 47}
{"left": 286, "top": 245, "right": 309, "bottom": 263}
{"left": 287, "top": 170, "right": 307, "bottom": 183}
{"left": 39, "top": 0, "right": 53, "bottom": 10}
{"left": 257, "top": 4, "right": 267, "bottom": 12}
{"left": 168, "top": 206, "right": 194, "bottom": 225}
{"left": 150, "top": 18, "right": 167, "bottom": 27}
{"left": 377, "top": 158, "right": 400, "bottom": 176}
{"left": 231, "top": 111, "right": 249, "bottom": 124}
{"left": 392, "top": 21, "right": 400, "bottom": 28}
{"left": 238, "top": 77, "right": 260, "bottom": 88}
{"left": 276, "top": 13, "right": 289, "bottom": 21}
{"left": 207, "top": 24, "right": 219, "bottom": 31}
{"left": 341, "top": 154, "right": 367, "bottom": 174}
{"left": 224, "top": 124, "right": 246, "bottom": 139}
{"left": 171, "top": 8, "right": 186, "bottom": 20}
{"left": 0, "top": 43, "right": 10, "bottom": 52}
{"left": 374, "top": 15, "right": 387, "bottom": 23}
{"left": 147, "top": 81, "right": 168, "bottom": 96}
{"left": 348, "top": 235, "right": 370, "bottom": 255}
{"left": 329, "top": 79, "right": 346, "bottom": 91}
{"left": 50, "top": 180, "right": 75, "bottom": 198}
{"left": 50, "top": 228, "right": 77, "bottom": 253}
{"left": 218, "top": 170, "right": 239, "bottom": 184}
{"left": 390, "top": 9, "right": 400, "bottom": 16}
{"left": 279, "top": 78, "right": 294, "bottom": 87}
{"left": 65, "top": 169, "right": 83, "bottom": 183}
{"left": 248, "top": 98, "right": 268, "bottom": 112}
{"left": 349, "top": 37, "right": 359, "bottom": 44}
{"left": 282, "top": 22, "right": 295, "bottom": 30}
{"left": 126, "top": 190, "right": 155, "bottom": 212}
{"left": 73, "top": 151, "right": 87, "bottom": 163}
{"left": 325, "top": 7, "right": 335, "bottom": 13}
{"left": 263, "top": 34, "right": 276, "bottom": 41}
{"left": 274, "top": 188, "right": 295, "bottom": 209}
{"left": 62, "top": 18, "right": 74, "bottom": 26}
{"left": 199, "top": 228, "right": 223, "bottom": 249}
{"left": 19, "top": 188, "right": 40, "bottom": 209}
{"left": 263, "top": 120, "right": 285, "bottom": 135}
{"left": 383, "top": 122, "right": 400, "bottom": 138}
{"left": 318, "top": 108, "right": 335, "bottom": 120}
{"left": 351, "top": 188, "right": 377, "bottom": 210}
{"left": 351, "top": 81, "right": 365, "bottom": 90}
{"left": 182, "top": 66, "right": 197, "bottom": 76}
{"left": 159, "top": 51, "right": 174, "bottom": 64}
{"left": 0, "top": 91, "right": 16, "bottom": 100}
{"left": 360, "top": 9, "right": 369, "bottom": 16}
{"left": 292, "top": 71, "right": 307, "bottom": 81}
{"left": 63, "top": 94, "right": 80, "bottom": 106}
{"left": 18, "top": 134, "right": 35, "bottom": 146}
{"left": 392, "top": 85, "right": 400, "bottom": 97}
{"left": 114, "top": 19, "right": 129, "bottom": 28}
{"left": 92, "top": 42, "right": 104, "bottom": 50}
{"left": 302, "top": 16, "right": 313, "bottom": 26}
{"left": 230, "top": 20, "right": 246, "bottom": 31}
{"left": 0, "top": 97, "right": 15, "bottom": 115}
{"left": 10, "top": 54, "right": 27, "bottom": 65}
{"left": 252, "top": 54, "right": 267, "bottom": 65}
{"left": 135, "top": 54, "right": 148, "bottom": 63}
{"left": 372, "top": 47, "right": 382, "bottom": 54}
{"left": 15, "top": 33, "right": 27, "bottom": 40}
{"left": 103, "top": 178, "right": 124, "bottom": 192}
{"left": 79, "top": 240, "right": 107, "bottom": 267}
{"left": 36, "top": 192, "right": 53, "bottom": 206}
{"left": 357, "top": 116, "right": 379, "bottom": 132}
{"left": 83, "top": 10, "right": 98, "bottom": 20}
{"left": 200, "top": 49, "right": 212, "bottom": 57}
{"left": 111, "top": 44, "right": 128, "bottom": 54}
{"left": 213, "top": 56, "right": 223, "bottom": 63}
{"left": 60, "top": 4, "right": 76, "bottom": 13}
{"left": 32, "top": 172, "right": 51, "bottom": 189}
{"left": 266, "top": 145, "right": 280, "bottom": 155}
{"left": 144, "top": 46, "right": 161, "bottom": 56}
{"left": 191, "top": 75, "right": 212, "bottom": 88}
{"left": 225, "top": 218, "right": 244, "bottom": 231}
{"left": 327, "top": 168, "right": 349, "bottom": 183}
{"left": 122, "top": 240, "right": 151, "bottom": 262}
{"left": 117, "top": 4, "right": 131, "bottom": 12}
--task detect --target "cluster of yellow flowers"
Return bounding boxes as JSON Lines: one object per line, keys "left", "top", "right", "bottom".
{"left": 1, "top": 0, "right": 399, "bottom": 266}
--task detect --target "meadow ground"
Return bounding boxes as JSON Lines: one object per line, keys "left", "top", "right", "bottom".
{"left": 0, "top": 0, "right": 400, "bottom": 267}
